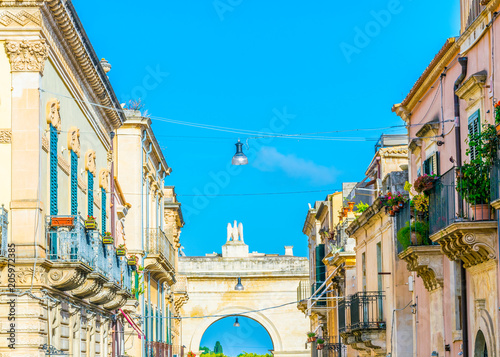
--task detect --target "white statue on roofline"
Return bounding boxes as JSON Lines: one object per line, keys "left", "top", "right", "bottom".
{"left": 227, "top": 220, "right": 244, "bottom": 243}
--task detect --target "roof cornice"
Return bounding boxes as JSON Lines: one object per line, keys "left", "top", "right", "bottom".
{"left": 44, "top": 0, "right": 125, "bottom": 128}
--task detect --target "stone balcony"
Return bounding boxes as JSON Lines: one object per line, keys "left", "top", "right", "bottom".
{"left": 144, "top": 227, "right": 176, "bottom": 284}
{"left": 45, "top": 215, "right": 132, "bottom": 310}
{"left": 428, "top": 168, "right": 497, "bottom": 268}
{"left": 340, "top": 291, "right": 387, "bottom": 356}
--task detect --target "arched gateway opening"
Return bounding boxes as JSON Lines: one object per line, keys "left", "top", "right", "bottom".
{"left": 200, "top": 316, "right": 274, "bottom": 356}
{"left": 177, "top": 224, "right": 310, "bottom": 357}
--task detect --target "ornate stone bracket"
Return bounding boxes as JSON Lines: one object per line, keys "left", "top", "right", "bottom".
{"left": 399, "top": 245, "right": 444, "bottom": 291}
{"left": 89, "top": 282, "right": 118, "bottom": 305}
{"left": 174, "top": 292, "right": 189, "bottom": 311}
{"left": 5, "top": 39, "right": 49, "bottom": 73}
{"left": 430, "top": 221, "right": 497, "bottom": 268}
{"left": 47, "top": 263, "right": 91, "bottom": 291}
{"left": 104, "top": 290, "right": 131, "bottom": 311}
{"left": 72, "top": 273, "right": 107, "bottom": 299}
{"left": 144, "top": 256, "right": 175, "bottom": 285}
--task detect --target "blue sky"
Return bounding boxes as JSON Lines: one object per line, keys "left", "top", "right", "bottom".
{"left": 200, "top": 316, "right": 273, "bottom": 356}
{"left": 73, "top": 0, "right": 460, "bottom": 258}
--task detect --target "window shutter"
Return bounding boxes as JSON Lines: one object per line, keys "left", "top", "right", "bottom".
{"left": 423, "top": 152, "right": 439, "bottom": 176}
{"left": 468, "top": 110, "right": 480, "bottom": 161}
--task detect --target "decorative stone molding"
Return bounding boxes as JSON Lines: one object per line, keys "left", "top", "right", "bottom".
{"left": 85, "top": 150, "right": 96, "bottom": 176}
{"left": 15, "top": 266, "right": 47, "bottom": 285}
{"left": 67, "top": 126, "right": 80, "bottom": 157}
{"left": 42, "top": 135, "right": 49, "bottom": 152}
{"left": 415, "top": 118, "right": 440, "bottom": 138}
{"left": 398, "top": 245, "right": 444, "bottom": 291}
{"left": 103, "top": 290, "right": 130, "bottom": 310}
{"left": 89, "top": 282, "right": 118, "bottom": 305}
{"left": 5, "top": 39, "right": 48, "bottom": 73}
{"left": 58, "top": 153, "right": 70, "bottom": 175}
{"left": 0, "top": 9, "right": 41, "bottom": 27}
{"left": 0, "top": 129, "right": 12, "bottom": 143}
{"left": 47, "top": 263, "right": 91, "bottom": 291}
{"left": 343, "top": 330, "right": 387, "bottom": 356}
{"left": 72, "top": 273, "right": 106, "bottom": 299}
{"left": 46, "top": 99, "right": 61, "bottom": 131}
{"left": 144, "top": 257, "right": 175, "bottom": 285}
{"left": 430, "top": 221, "right": 497, "bottom": 268}
{"left": 99, "top": 168, "right": 110, "bottom": 191}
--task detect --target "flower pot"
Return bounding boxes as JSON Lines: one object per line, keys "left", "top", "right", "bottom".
{"left": 103, "top": 236, "right": 113, "bottom": 245}
{"left": 389, "top": 210, "right": 395, "bottom": 217}
{"left": 316, "top": 344, "right": 324, "bottom": 350}
{"left": 128, "top": 257, "right": 138, "bottom": 266}
{"left": 471, "top": 204, "right": 491, "bottom": 221}
{"left": 410, "top": 231, "right": 417, "bottom": 246}
{"left": 50, "top": 216, "right": 74, "bottom": 228}
{"left": 398, "top": 201, "right": 404, "bottom": 208}
{"left": 307, "top": 337, "right": 317, "bottom": 343}
{"left": 85, "top": 220, "right": 97, "bottom": 230}
{"left": 393, "top": 205, "right": 400, "bottom": 212}
{"left": 347, "top": 202, "right": 355, "bottom": 212}
{"left": 116, "top": 249, "right": 126, "bottom": 256}
{"left": 343, "top": 207, "right": 349, "bottom": 216}
{"left": 378, "top": 322, "right": 386, "bottom": 329}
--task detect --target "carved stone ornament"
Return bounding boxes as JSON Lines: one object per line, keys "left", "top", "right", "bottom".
{"left": 0, "top": 129, "right": 12, "bottom": 143}
{"left": 5, "top": 39, "right": 48, "bottom": 72}
{"left": 398, "top": 245, "right": 444, "bottom": 291}
{"left": 85, "top": 149, "right": 96, "bottom": 176}
{"left": 0, "top": 9, "right": 42, "bottom": 27}
{"left": 99, "top": 168, "right": 110, "bottom": 191}
{"left": 89, "top": 282, "right": 118, "bottom": 305}
{"left": 67, "top": 126, "right": 81, "bottom": 157}
{"left": 103, "top": 290, "right": 130, "bottom": 310}
{"left": 72, "top": 273, "right": 106, "bottom": 299}
{"left": 46, "top": 99, "right": 61, "bottom": 131}
{"left": 47, "top": 264, "right": 90, "bottom": 291}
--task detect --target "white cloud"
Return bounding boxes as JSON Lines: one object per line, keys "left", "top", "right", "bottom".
{"left": 252, "top": 146, "right": 337, "bottom": 185}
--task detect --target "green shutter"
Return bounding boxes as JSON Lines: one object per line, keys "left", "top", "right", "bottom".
{"left": 468, "top": 110, "right": 480, "bottom": 161}
{"left": 315, "top": 244, "right": 325, "bottom": 283}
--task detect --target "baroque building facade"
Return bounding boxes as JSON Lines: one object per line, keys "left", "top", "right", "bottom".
{"left": 0, "top": 2, "right": 184, "bottom": 356}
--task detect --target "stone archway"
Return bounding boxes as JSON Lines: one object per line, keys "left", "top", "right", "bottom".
{"left": 190, "top": 307, "right": 281, "bottom": 353}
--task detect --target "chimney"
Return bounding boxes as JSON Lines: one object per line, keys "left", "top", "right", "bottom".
{"left": 284, "top": 246, "right": 294, "bottom": 256}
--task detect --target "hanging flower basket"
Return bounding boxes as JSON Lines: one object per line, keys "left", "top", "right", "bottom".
{"left": 103, "top": 232, "right": 113, "bottom": 245}
{"left": 389, "top": 210, "right": 395, "bottom": 217}
{"left": 128, "top": 255, "right": 138, "bottom": 266}
{"left": 84, "top": 216, "right": 97, "bottom": 230}
{"left": 116, "top": 245, "right": 126, "bottom": 256}
{"left": 307, "top": 332, "right": 317, "bottom": 343}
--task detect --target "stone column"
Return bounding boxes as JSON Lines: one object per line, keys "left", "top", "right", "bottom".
{"left": 5, "top": 39, "right": 49, "bottom": 258}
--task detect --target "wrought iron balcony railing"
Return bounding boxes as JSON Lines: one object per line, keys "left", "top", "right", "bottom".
{"left": 394, "top": 201, "right": 435, "bottom": 254}
{"left": 145, "top": 227, "right": 175, "bottom": 268}
{"left": 429, "top": 167, "right": 494, "bottom": 236}
{"left": 339, "top": 291, "right": 385, "bottom": 333}
{"left": 324, "top": 336, "right": 347, "bottom": 357}
{"left": 0, "top": 205, "right": 8, "bottom": 258}
{"left": 122, "top": 258, "right": 133, "bottom": 293}
{"left": 46, "top": 215, "right": 93, "bottom": 266}
{"left": 87, "top": 231, "right": 109, "bottom": 276}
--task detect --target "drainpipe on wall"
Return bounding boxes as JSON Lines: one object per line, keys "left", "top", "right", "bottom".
{"left": 110, "top": 131, "right": 116, "bottom": 241}
{"left": 140, "top": 130, "right": 147, "bottom": 355}
{"left": 454, "top": 56, "right": 469, "bottom": 357}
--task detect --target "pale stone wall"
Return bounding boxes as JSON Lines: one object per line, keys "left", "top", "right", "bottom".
{"left": 179, "top": 255, "right": 309, "bottom": 357}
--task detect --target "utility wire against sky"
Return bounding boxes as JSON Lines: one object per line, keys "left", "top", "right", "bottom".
{"left": 39, "top": 88, "right": 450, "bottom": 142}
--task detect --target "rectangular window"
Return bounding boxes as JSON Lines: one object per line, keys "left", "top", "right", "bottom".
{"left": 423, "top": 152, "right": 439, "bottom": 176}
{"left": 468, "top": 110, "right": 480, "bottom": 161}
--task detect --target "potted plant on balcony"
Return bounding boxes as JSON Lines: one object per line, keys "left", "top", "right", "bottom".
{"left": 316, "top": 339, "right": 325, "bottom": 350}
{"left": 414, "top": 174, "right": 437, "bottom": 193}
{"left": 84, "top": 215, "right": 97, "bottom": 230}
{"left": 187, "top": 352, "right": 196, "bottom": 357}
{"left": 307, "top": 332, "right": 317, "bottom": 343}
{"left": 397, "top": 221, "right": 430, "bottom": 250}
{"left": 128, "top": 255, "right": 138, "bottom": 266}
{"left": 457, "top": 123, "right": 498, "bottom": 220}
{"left": 347, "top": 201, "right": 355, "bottom": 212}
{"left": 103, "top": 232, "right": 113, "bottom": 245}
{"left": 356, "top": 201, "right": 369, "bottom": 214}
{"left": 116, "top": 244, "right": 127, "bottom": 256}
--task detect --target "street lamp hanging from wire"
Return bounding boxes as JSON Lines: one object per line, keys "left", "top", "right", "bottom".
{"left": 231, "top": 140, "right": 248, "bottom": 165}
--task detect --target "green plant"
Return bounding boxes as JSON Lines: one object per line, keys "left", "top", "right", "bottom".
{"left": 307, "top": 332, "right": 316, "bottom": 338}
{"left": 495, "top": 101, "right": 500, "bottom": 124}
{"left": 131, "top": 270, "right": 144, "bottom": 298}
{"left": 404, "top": 181, "right": 412, "bottom": 193}
{"left": 397, "top": 221, "right": 429, "bottom": 250}
{"left": 458, "top": 124, "right": 498, "bottom": 205}
{"left": 317, "top": 339, "right": 325, "bottom": 344}
{"left": 356, "top": 201, "right": 369, "bottom": 213}
{"left": 413, "top": 194, "right": 429, "bottom": 213}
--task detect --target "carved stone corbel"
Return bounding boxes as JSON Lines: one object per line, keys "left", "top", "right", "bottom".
{"left": 47, "top": 263, "right": 91, "bottom": 291}
{"left": 398, "top": 245, "right": 444, "bottom": 291}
